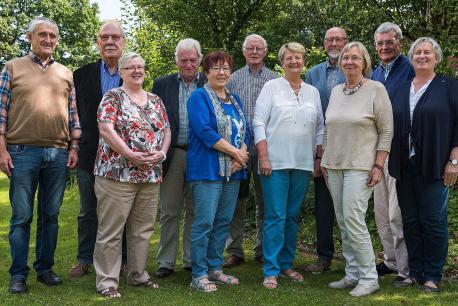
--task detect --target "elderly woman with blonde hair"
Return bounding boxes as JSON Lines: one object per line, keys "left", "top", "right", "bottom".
{"left": 321, "top": 42, "right": 393, "bottom": 297}
{"left": 93, "top": 52, "right": 171, "bottom": 298}
{"left": 253, "top": 42, "right": 324, "bottom": 289}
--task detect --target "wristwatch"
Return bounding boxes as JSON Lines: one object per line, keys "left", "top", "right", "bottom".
{"left": 70, "top": 144, "right": 79, "bottom": 151}
{"left": 449, "top": 159, "right": 458, "bottom": 165}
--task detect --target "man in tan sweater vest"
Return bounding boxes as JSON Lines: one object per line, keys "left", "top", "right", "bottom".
{"left": 0, "top": 17, "right": 80, "bottom": 294}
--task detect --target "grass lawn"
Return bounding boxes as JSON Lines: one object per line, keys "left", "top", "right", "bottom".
{"left": 0, "top": 174, "right": 457, "bottom": 305}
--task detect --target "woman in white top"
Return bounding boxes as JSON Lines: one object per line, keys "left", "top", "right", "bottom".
{"left": 253, "top": 42, "right": 324, "bottom": 289}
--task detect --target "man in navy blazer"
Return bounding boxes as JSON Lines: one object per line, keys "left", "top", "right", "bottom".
{"left": 70, "top": 21, "right": 127, "bottom": 278}
{"left": 371, "top": 22, "right": 414, "bottom": 285}
{"left": 152, "top": 39, "right": 207, "bottom": 278}
{"left": 304, "top": 27, "right": 347, "bottom": 273}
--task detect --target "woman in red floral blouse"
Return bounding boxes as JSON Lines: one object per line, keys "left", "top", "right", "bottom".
{"left": 92, "top": 52, "right": 171, "bottom": 299}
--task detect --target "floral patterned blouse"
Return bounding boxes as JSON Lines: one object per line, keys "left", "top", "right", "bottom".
{"left": 94, "top": 87, "right": 169, "bottom": 183}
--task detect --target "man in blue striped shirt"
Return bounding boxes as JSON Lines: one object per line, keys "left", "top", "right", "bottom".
{"left": 224, "top": 34, "right": 278, "bottom": 268}
{"left": 69, "top": 20, "right": 127, "bottom": 278}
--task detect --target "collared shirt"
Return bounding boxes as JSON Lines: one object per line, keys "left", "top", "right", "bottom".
{"left": 381, "top": 55, "right": 400, "bottom": 81}
{"left": 0, "top": 52, "right": 80, "bottom": 139}
{"left": 176, "top": 73, "right": 199, "bottom": 145}
{"left": 326, "top": 59, "right": 341, "bottom": 95}
{"left": 409, "top": 79, "right": 433, "bottom": 157}
{"left": 100, "top": 60, "right": 121, "bottom": 96}
{"left": 227, "top": 65, "right": 278, "bottom": 143}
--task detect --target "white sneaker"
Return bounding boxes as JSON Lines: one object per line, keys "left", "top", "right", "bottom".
{"left": 349, "top": 282, "right": 380, "bottom": 297}
{"left": 329, "top": 277, "right": 358, "bottom": 289}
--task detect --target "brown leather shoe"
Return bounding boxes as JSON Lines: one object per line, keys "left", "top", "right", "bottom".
{"left": 222, "top": 255, "right": 245, "bottom": 268}
{"left": 69, "top": 263, "right": 90, "bottom": 278}
{"left": 306, "top": 257, "right": 331, "bottom": 274}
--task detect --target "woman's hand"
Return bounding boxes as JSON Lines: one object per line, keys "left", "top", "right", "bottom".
{"left": 320, "top": 166, "right": 328, "bottom": 186}
{"left": 259, "top": 158, "right": 272, "bottom": 176}
{"left": 231, "top": 160, "right": 243, "bottom": 174}
{"left": 312, "top": 159, "right": 322, "bottom": 177}
{"left": 367, "top": 167, "right": 383, "bottom": 187}
{"left": 443, "top": 162, "right": 458, "bottom": 187}
{"left": 128, "top": 151, "right": 155, "bottom": 169}
{"left": 233, "top": 148, "right": 249, "bottom": 166}
{"left": 149, "top": 151, "right": 166, "bottom": 165}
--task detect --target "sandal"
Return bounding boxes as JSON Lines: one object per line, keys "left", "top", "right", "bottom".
{"left": 280, "top": 269, "right": 304, "bottom": 282}
{"left": 138, "top": 278, "right": 159, "bottom": 289}
{"left": 423, "top": 280, "right": 440, "bottom": 293}
{"left": 208, "top": 270, "right": 239, "bottom": 285}
{"left": 263, "top": 276, "right": 278, "bottom": 289}
{"left": 190, "top": 277, "right": 217, "bottom": 293}
{"left": 98, "top": 287, "right": 121, "bottom": 299}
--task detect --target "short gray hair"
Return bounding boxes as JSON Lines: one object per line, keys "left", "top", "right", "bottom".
{"left": 278, "top": 42, "right": 305, "bottom": 63}
{"left": 242, "top": 34, "right": 268, "bottom": 50}
{"left": 408, "top": 37, "right": 443, "bottom": 65}
{"left": 374, "top": 22, "right": 403, "bottom": 42}
{"left": 175, "top": 38, "right": 203, "bottom": 63}
{"left": 119, "top": 52, "right": 145, "bottom": 69}
{"left": 27, "top": 17, "right": 59, "bottom": 37}
{"left": 98, "top": 20, "right": 125, "bottom": 38}
{"left": 338, "top": 41, "right": 372, "bottom": 77}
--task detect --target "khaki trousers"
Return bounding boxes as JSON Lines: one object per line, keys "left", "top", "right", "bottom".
{"left": 374, "top": 161, "right": 410, "bottom": 277}
{"left": 93, "top": 177, "right": 159, "bottom": 291}
{"left": 327, "top": 169, "right": 378, "bottom": 284}
{"left": 157, "top": 148, "right": 194, "bottom": 269}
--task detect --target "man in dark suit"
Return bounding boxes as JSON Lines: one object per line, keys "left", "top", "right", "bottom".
{"left": 70, "top": 20, "right": 127, "bottom": 278}
{"left": 153, "top": 38, "right": 206, "bottom": 278}
{"left": 304, "top": 27, "right": 347, "bottom": 273}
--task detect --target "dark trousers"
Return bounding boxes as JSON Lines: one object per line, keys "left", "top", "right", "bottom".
{"left": 313, "top": 176, "right": 335, "bottom": 260}
{"left": 396, "top": 158, "right": 449, "bottom": 282}
{"left": 76, "top": 168, "right": 127, "bottom": 265}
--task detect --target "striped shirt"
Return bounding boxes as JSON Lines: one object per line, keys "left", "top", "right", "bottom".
{"left": 227, "top": 65, "right": 278, "bottom": 143}
{"left": 0, "top": 53, "right": 80, "bottom": 139}
{"left": 381, "top": 55, "right": 400, "bottom": 81}
{"left": 177, "top": 73, "right": 199, "bottom": 145}
{"left": 100, "top": 60, "right": 121, "bottom": 95}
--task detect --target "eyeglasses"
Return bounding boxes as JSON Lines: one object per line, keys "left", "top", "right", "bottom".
{"left": 375, "top": 38, "right": 397, "bottom": 48}
{"left": 341, "top": 55, "right": 364, "bottom": 62}
{"left": 324, "top": 37, "right": 347, "bottom": 44}
{"left": 209, "top": 66, "right": 231, "bottom": 73}
{"left": 120, "top": 65, "right": 145, "bottom": 71}
{"left": 244, "top": 47, "right": 265, "bottom": 53}
{"left": 99, "top": 34, "right": 123, "bottom": 42}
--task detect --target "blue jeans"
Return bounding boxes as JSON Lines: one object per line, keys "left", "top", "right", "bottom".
{"left": 190, "top": 180, "right": 240, "bottom": 279}
{"left": 8, "top": 145, "right": 68, "bottom": 279}
{"left": 260, "top": 169, "right": 311, "bottom": 277}
{"left": 396, "top": 158, "right": 449, "bottom": 283}
{"left": 76, "top": 169, "right": 127, "bottom": 265}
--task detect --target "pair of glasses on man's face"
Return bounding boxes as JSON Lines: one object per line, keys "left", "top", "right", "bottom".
{"left": 375, "top": 39, "right": 397, "bottom": 48}
{"left": 244, "top": 47, "right": 265, "bottom": 53}
{"left": 324, "top": 37, "right": 346, "bottom": 44}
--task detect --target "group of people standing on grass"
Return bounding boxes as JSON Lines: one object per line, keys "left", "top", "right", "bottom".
{"left": 1, "top": 16, "right": 457, "bottom": 299}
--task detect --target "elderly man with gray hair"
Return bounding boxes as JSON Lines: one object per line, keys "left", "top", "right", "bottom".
{"left": 371, "top": 22, "right": 414, "bottom": 286}
{"left": 153, "top": 38, "right": 207, "bottom": 278}
{"left": 70, "top": 19, "right": 128, "bottom": 279}
{"left": 223, "top": 34, "right": 278, "bottom": 268}
{"left": 304, "top": 26, "right": 348, "bottom": 273}
{"left": 0, "top": 17, "right": 80, "bottom": 293}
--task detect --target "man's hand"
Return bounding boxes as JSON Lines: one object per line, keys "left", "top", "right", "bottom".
{"left": 67, "top": 149, "right": 78, "bottom": 169}
{"left": 0, "top": 149, "right": 13, "bottom": 176}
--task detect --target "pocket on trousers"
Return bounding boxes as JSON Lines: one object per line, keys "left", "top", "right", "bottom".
{"left": 7, "top": 144, "right": 25, "bottom": 154}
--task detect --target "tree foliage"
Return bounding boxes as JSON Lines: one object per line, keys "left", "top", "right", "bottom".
{"left": 0, "top": 0, "right": 100, "bottom": 69}
{"left": 130, "top": 0, "right": 457, "bottom": 79}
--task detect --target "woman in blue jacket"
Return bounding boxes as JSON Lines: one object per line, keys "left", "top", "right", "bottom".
{"left": 187, "top": 51, "right": 250, "bottom": 292}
